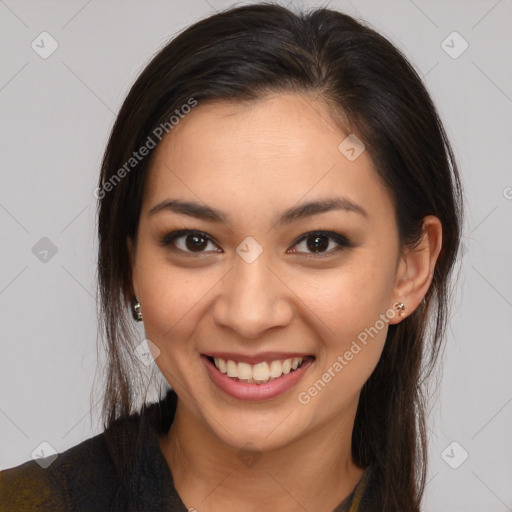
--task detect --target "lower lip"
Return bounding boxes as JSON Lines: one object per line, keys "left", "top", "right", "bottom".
{"left": 202, "top": 355, "right": 314, "bottom": 402}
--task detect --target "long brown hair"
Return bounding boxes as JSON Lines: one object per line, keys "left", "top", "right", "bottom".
{"left": 95, "top": 4, "right": 463, "bottom": 510}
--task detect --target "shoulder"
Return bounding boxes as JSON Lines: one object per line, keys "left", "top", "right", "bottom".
{"left": 0, "top": 429, "right": 118, "bottom": 511}
{"left": 0, "top": 389, "right": 178, "bottom": 512}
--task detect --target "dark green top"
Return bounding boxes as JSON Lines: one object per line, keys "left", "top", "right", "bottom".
{"left": 0, "top": 389, "right": 380, "bottom": 511}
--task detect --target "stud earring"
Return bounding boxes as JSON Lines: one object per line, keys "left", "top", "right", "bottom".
{"left": 394, "top": 302, "right": 406, "bottom": 318}
{"left": 131, "top": 297, "right": 143, "bottom": 322}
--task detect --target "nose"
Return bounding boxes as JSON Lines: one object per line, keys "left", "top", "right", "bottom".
{"left": 212, "top": 255, "right": 293, "bottom": 339}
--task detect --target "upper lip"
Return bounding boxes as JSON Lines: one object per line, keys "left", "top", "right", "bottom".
{"left": 203, "top": 352, "right": 314, "bottom": 364}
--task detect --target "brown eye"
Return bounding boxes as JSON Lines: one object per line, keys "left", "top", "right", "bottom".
{"left": 306, "top": 235, "right": 330, "bottom": 253}
{"left": 289, "top": 231, "right": 352, "bottom": 256}
{"left": 160, "top": 230, "right": 221, "bottom": 254}
{"left": 184, "top": 234, "right": 208, "bottom": 252}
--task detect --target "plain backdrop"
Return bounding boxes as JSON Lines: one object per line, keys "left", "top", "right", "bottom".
{"left": 1, "top": 1, "right": 511, "bottom": 510}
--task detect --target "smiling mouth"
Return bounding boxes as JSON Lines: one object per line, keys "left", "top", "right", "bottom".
{"left": 205, "top": 355, "right": 315, "bottom": 384}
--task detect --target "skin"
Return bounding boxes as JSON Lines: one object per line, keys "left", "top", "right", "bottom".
{"left": 128, "top": 92, "right": 442, "bottom": 512}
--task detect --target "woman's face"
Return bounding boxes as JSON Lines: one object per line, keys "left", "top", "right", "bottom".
{"left": 130, "top": 93, "right": 404, "bottom": 451}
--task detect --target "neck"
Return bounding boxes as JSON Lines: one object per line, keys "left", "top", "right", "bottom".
{"left": 159, "top": 398, "right": 364, "bottom": 512}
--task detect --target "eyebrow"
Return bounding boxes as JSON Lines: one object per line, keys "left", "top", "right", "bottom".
{"left": 147, "top": 196, "right": 368, "bottom": 225}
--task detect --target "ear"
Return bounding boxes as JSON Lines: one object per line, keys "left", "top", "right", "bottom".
{"left": 388, "top": 215, "right": 442, "bottom": 325}
{"left": 127, "top": 236, "right": 139, "bottom": 299}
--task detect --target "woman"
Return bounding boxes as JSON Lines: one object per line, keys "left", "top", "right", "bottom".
{"left": 0, "top": 3, "right": 462, "bottom": 511}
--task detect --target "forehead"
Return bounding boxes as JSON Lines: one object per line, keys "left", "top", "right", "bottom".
{"left": 142, "top": 93, "right": 394, "bottom": 224}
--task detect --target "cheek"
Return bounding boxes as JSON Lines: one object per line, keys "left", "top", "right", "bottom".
{"left": 297, "top": 280, "right": 390, "bottom": 411}
{"left": 298, "top": 254, "right": 396, "bottom": 336}
{"left": 294, "top": 256, "right": 395, "bottom": 394}
{"left": 314, "top": 278, "right": 389, "bottom": 367}
{"left": 139, "top": 269, "right": 208, "bottom": 393}
{"left": 134, "top": 250, "right": 210, "bottom": 359}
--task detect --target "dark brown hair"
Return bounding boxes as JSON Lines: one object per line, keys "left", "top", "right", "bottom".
{"left": 96, "top": 4, "right": 463, "bottom": 511}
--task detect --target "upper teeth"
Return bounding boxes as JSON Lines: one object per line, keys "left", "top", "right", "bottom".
{"left": 213, "top": 357, "right": 305, "bottom": 383}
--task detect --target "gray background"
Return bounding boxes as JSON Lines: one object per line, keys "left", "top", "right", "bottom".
{"left": 1, "top": 0, "right": 511, "bottom": 510}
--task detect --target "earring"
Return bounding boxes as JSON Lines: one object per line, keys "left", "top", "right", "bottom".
{"left": 394, "top": 302, "right": 406, "bottom": 318}
{"left": 131, "top": 297, "right": 143, "bottom": 322}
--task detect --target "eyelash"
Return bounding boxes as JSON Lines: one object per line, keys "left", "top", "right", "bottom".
{"left": 159, "top": 229, "right": 352, "bottom": 258}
